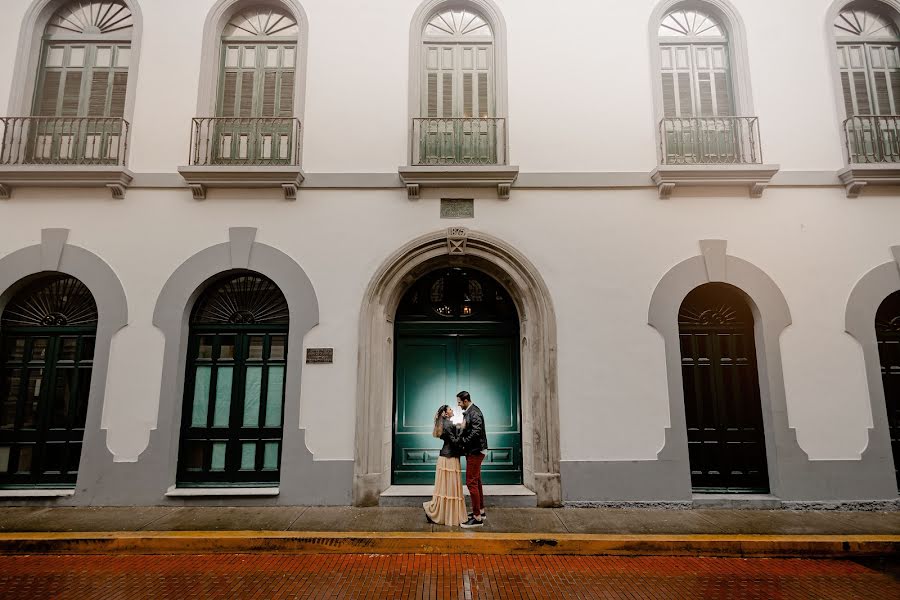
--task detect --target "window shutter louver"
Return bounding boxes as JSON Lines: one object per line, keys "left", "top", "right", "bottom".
{"left": 874, "top": 72, "right": 891, "bottom": 114}
{"left": 442, "top": 73, "right": 453, "bottom": 118}
{"left": 854, "top": 74, "right": 873, "bottom": 115}
{"left": 87, "top": 71, "right": 109, "bottom": 116}
{"left": 109, "top": 72, "right": 127, "bottom": 117}
{"left": 662, "top": 73, "right": 677, "bottom": 117}
{"left": 478, "top": 73, "right": 488, "bottom": 118}
{"left": 262, "top": 71, "right": 277, "bottom": 117}
{"left": 427, "top": 73, "right": 438, "bottom": 117}
{"left": 713, "top": 73, "right": 732, "bottom": 117}
{"left": 222, "top": 72, "right": 237, "bottom": 117}
{"left": 698, "top": 73, "right": 713, "bottom": 115}
{"left": 463, "top": 73, "right": 473, "bottom": 118}
{"left": 891, "top": 74, "right": 900, "bottom": 115}
{"left": 841, "top": 72, "right": 856, "bottom": 116}
{"left": 38, "top": 71, "right": 62, "bottom": 116}
{"left": 61, "top": 72, "right": 83, "bottom": 116}
{"left": 239, "top": 71, "right": 254, "bottom": 117}
{"left": 677, "top": 72, "right": 693, "bottom": 117}
{"left": 279, "top": 71, "right": 294, "bottom": 116}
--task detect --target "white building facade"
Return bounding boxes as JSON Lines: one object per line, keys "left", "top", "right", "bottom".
{"left": 0, "top": 0, "right": 899, "bottom": 507}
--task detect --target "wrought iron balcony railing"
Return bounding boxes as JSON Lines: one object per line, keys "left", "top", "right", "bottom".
{"left": 188, "top": 117, "right": 301, "bottom": 166}
{"left": 411, "top": 117, "right": 507, "bottom": 166}
{"left": 0, "top": 117, "right": 129, "bottom": 166}
{"left": 845, "top": 115, "right": 900, "bottom": 164}
{"left": 660, "top": 116, "right": 763, "bottom": 165}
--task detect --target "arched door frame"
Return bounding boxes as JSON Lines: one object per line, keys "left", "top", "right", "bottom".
{"left": 845, "top": 246, "right": 900, "bottom": 497}
{"left": 355, "top": 228, "right": 560, "bottom": 507}
{"left": 0, "top": 228, "right": 128, "bottom": 496}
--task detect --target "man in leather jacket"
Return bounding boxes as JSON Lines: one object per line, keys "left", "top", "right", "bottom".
{"left": 457, "top": 390, "right": 488, "bottom": 527}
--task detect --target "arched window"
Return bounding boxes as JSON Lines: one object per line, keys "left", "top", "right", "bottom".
{"left": 30, "top": 1, "right": 133, "bottom": 163}
{"left": 875, "top": 289, "right": 900, "bottom": 491}
{"left": 0, "top": 275, "right": 98, "bottom": 488}
{"left": 176, "top": 273, "right": 290, "bottom": 486}
{"left": 659, "top": 8, "right": 734, "bottom": 118}
{"left": 834, "top": 2, "right": 900, "bottom": 163}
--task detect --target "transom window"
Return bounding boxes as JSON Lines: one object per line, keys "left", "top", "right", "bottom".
{"left": 396, "top": 268, "right": 516, "bottom": 322}
{"left": 834, "top": 4, "right": 900, "bottom": 116}
{"left": 176, "top": 273, "right": 290, "bottom": 487}
{"left": 658, "top": 7, "right": 734, "bottom": 117}
{"left": 0, "top": 276, "right": 98, "bottom": 488}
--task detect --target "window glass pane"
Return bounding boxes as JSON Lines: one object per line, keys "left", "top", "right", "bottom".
{"left": 115, "top": 47, "right": 130, "bottom": 67}
{"left": 243, "top": 366, "right": 262, "bottom": 427}
{"left": 240, "top": 442, "right": 255, "bottom": 470}
{"left": 213, "top": 367, "right": 233, "bottom": 427}
{"left": 269, "top": 336, "right": 286, "bottom": 360}
{"left": 210, "top": 442, "right": 226, "bottom": 471}
{"left": 69, "top": 47, "right": 85, "bottom": 67}
{"left": 248, "top": 336, "right": 264, "bottom": 360}
{"left": 243, "top": 47, "right": 256, "bottom": 68}
{"left": 191, "top": 366, "right": 211, "bottom": 427}
{"left": 5, "top": 338, "right": 26, "bottom": 362}
{"left": 95, "top": 47, "right": 112, "bottom": 67}
{"left": 24, "top": 369, "right": 43, "bottom": 428}
{"left": 264, "top": 366, "right": 284, "bottom": 427}
{"left": 196, "top": 336, "right": 214, "bottom": 360}
{"left": 51, "top": 369, "right": 75, "bottom": 428}
{"left": 183, "top": 440, "right": 203, "bottom": 471}
{"left": 266, "top": 47, "right": 279, "bottom": 67}
{"left": 31, "top": 338, "right": 49, "bottom": 362}
{"left": 75, "top": 369, "right": 91, "bottom": 426}
{"left": 46, "top": 47, "right": 64, "bottom": 67}
{"left": 0, "top": 369, "right": 21, "bottom": 429}
{"left": 59, "top": 338, "right": 77, "bottom": 361}
{"left": 43, "top": 442, "right": 65, "bottom": 473}
{"left": 263, "top": 442, "right": 278, "bottom": 470}
{"left": 283, "top": 47, "right": 296, "bottom": 67}
{"left": 16, "top": 446, "right": 32, "bottom": 473}
{"left": 0, "top": 446, "right": 9, "bottom": 473}
{"left": 219, "top": 336, "right": 236, "bottom": 360}
{"left": 81, "top": 337, "right": 96, "bottom": 361}
{"left": 66, "top": 441, "right": 81, "bottom": 473}
{"left": 225, "top": 47, "right": 239, "bottom": 67}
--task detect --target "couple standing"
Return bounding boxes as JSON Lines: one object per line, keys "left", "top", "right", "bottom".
{"left": 423, "top": 390, "right": 487, "bottom": 528}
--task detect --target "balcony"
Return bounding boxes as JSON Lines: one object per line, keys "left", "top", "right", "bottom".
{"left": 398, "top": 117, "right": 519, "bottom": 199}
{"left": 650, "top": 116, "right": 779, "bottom": 199}
{"left": 177, "top": 117, "right": 304, "bottom": 200}
{"left": 0, "top": 117, "right": 133, "bottom": 199}
{"left": 839, "top": 115, "right": 900, "bottom": 197}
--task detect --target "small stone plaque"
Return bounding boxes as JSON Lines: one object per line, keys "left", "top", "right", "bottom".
{"left": 440, "top": 198, "right": 474, "bottom": 219}
{"left": 306, "top": 348, "right": 334, "bottom": 364}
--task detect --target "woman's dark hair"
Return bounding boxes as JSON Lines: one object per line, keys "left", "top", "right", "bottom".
{"left": 432, "top": 404, "right": 450, "bottom": 438}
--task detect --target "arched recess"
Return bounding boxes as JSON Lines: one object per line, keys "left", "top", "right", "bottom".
{"left": 0, "top": 229, "right": 127, "bottom": 496}
{"left": 648, "top": 0, "right": 755, "bottom": 127}
{"left": 137, "top": 228, "right": 350, "bottom": 506}
{"left": 650, "top": 241, "right": 897, "bottom": 501}
{"left": 844, "top": 248, "right": 900, "bottom": 497}
{"left": 6, "top": 0, "right": 144, "bottom": 127}
{"left": 407, "top": 0, "right": 509, "bottom": 126}
{"left": 354, "top": 228, "right": 560, "bottom": 507}
{"left": 196, "top": 0, "right": 309, "bottom": 125}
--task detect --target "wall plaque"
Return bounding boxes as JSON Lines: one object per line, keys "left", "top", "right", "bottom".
{"left": 440, "top": 198, "right": 474, "bottom": 219}
{"left": 306, "top": 348, "right": 334, "bottom": 364}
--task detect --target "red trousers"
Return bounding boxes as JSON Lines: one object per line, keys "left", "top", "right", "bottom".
{"left": 465, "top": 452, "right": 485, "bottom": 516}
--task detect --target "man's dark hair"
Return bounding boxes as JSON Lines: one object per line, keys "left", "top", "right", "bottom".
{"left": 456, "top": 390, "right": 471, "bottom": 402}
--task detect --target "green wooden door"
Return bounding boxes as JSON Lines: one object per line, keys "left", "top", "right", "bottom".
{"left": 393, "top": 327, "right": 521, "bottom": 485}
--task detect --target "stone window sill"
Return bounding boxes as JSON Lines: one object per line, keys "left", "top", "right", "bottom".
{"left": 164, "top": 486, "right": 280, "bottom": 498}
{"left": 650, "top": 164, "right": 780, "bottom": 199}
{"left": 398, "top": 164, "right": 519, "bottom": 200}
{"left": 0, "top": 488, "right": 75, "bottom": 498}
{"left": 0, "top": 165, "right": 134, "bottom": 199}
{"left": 838, "top": 164, "right": 900, "bottom": 198}
{"left": 177, "top": 165, "right": 305, "bottom": 200}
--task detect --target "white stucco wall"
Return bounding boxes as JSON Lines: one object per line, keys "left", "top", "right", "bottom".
{"left": 0, "top": 0, "right": 895, "bottom": 471}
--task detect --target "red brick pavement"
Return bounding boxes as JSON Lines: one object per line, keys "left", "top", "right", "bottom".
{"left": 0, "top": 553, "right": 897, "bottom": 599}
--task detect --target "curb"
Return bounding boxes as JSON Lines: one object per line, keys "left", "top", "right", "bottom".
{"left": 0, "top": 531, "right": 898, "bottom": 557}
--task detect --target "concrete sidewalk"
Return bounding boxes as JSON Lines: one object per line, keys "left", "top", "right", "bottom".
{"left": 1, "top": 506, "right": 899, "bottom": 557}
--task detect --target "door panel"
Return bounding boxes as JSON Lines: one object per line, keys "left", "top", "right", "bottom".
{"left": 392, "top": 333, "right": 521, "bottom": 485}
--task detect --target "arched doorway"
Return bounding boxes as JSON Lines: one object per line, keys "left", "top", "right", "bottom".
{"left": 392, "top": 267, "right": 521, "bottom": 485}
{"left": 875, "top": 289, "right": 900, "bottom": 491}
{"left": 0, "top": 274, "right": 98, "bottom": 487}
{"left": 678, "top": 282, "right": 770, "bottom": 493}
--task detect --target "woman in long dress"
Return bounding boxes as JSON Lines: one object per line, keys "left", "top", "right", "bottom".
{"left": 423, "top": 404, "right": 467, "bottom": 526}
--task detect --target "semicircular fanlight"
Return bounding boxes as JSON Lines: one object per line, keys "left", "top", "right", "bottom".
{"left": 834, "top": 8, "right": 900, "bottom": 38}
{"left": 876, "top": 290, "right": 900, "bottom": 334}
{"left": 659, "top": 9, "right": 725, "bottom": 38}
{"left": 2, "top": 276, "right": 98, "bottom": 328}
{"left": 425, "top": 9, "right": 491, "bottom": 38}
{"left": 192, "top": 275, "right": 289, "bottom": 325}
{"left": 47, "top": 1, "right": 134, "bottom": 35}
{"left": 678, "top": 283, "right": 752, "bottom": 328}
{"left": 223, "top": 7, "right": 299, "bottom": 37}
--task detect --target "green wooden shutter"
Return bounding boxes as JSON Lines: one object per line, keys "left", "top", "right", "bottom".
{"left": 660, "top": 45, "right": 694, "bottom": 117}
{"left": 839, "top": 44, "right": 874, "bottom": 115}
{"left": 423, "top": 44, "right": 455, "bottom": 117}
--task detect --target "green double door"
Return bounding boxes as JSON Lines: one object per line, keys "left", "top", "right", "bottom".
{"left": 393, "top": 323, "right": 521, "bottom": 485}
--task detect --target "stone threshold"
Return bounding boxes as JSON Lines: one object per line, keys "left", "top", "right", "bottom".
{"left": 379, "top": 484, "right": 536, "bottom": 508}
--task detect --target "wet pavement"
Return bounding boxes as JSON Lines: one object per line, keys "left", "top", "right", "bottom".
{"left": 0, "top": 553, "right": 897, "bottom": 599}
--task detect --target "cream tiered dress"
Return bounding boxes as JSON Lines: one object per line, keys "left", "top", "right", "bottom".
{"left": 423, "top": 421, "right": 467, "bottom": 526}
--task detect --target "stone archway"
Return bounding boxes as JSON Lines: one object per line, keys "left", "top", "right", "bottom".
{"left": 354, "top": 228, "right": 560, "bottom": 506}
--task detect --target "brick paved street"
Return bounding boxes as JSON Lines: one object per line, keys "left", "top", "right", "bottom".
{"left": 0, "top": 553, "right": 897, "bottom": 599}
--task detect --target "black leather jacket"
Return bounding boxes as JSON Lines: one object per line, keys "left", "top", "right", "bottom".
{"left": 460, "top": 404, "right": 489, "bottom": 455}
{"left": 437, "top": 418, "right": 461, "bottom": 457}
